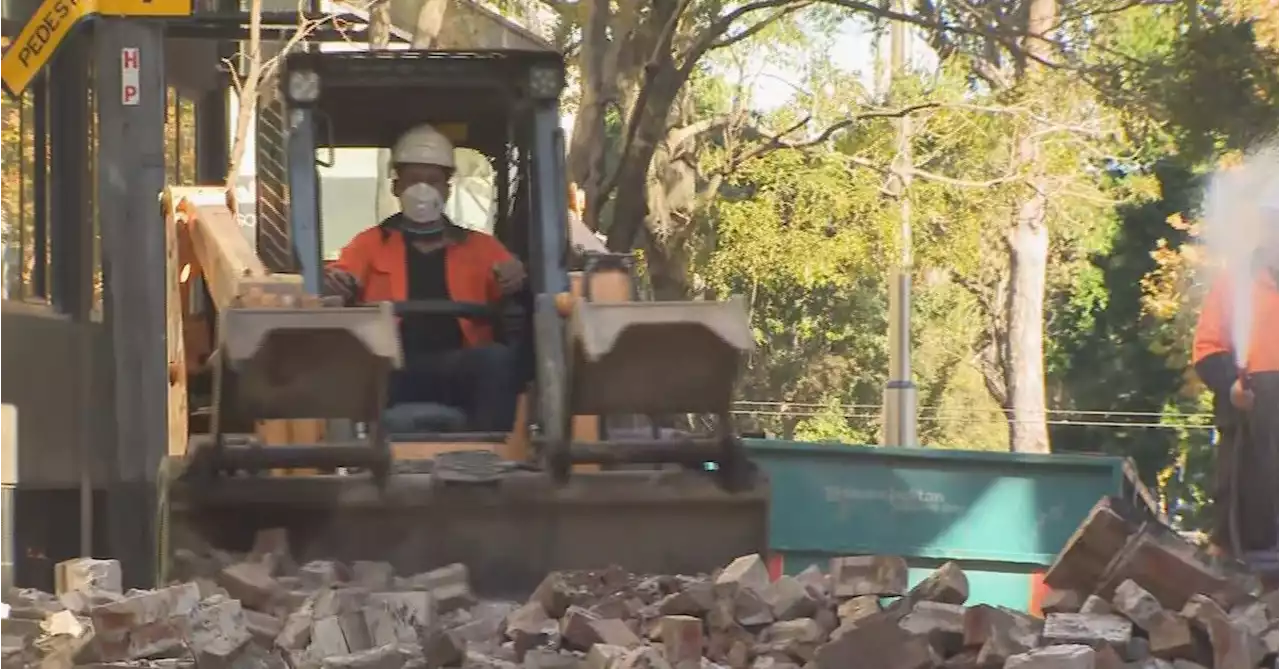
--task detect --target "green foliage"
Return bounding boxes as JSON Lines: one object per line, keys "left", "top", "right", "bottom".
{"left": 534, "top": 0, "right": 1271, "bottom": 522}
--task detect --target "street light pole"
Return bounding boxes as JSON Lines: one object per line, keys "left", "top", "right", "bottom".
{"left": 882, "top": 0, "right": 918, "bottom": 447}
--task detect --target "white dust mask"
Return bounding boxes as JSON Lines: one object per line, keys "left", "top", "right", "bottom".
{"left": 399, "top": 182, "right": 445, "bottom": 226}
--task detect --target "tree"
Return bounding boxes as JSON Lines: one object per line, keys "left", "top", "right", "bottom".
{"left": 545, "top": 0, "right": 1181, "bottom": 453}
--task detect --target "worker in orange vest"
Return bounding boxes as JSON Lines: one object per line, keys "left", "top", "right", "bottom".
{"left": 324, "top": 124, "right": 526, "bottom": 431}
{"left": 1191, "top": 216, "right": 1278, "bottom": 559}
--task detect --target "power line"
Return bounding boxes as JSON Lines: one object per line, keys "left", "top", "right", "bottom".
{"left": 734, "top": 401, "right": 1213, "bottom": 421}
{"left": 730, "top": 409, "right": 1215, "bottom": 430}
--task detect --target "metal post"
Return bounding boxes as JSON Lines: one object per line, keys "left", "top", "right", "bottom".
{"left": 881, "top": 0, "right": 917, "bottom": 447}
{"left": 195, "top": 86, "right": 229, "bottom": 184}
{"left": 529, "top": 103, "right": 571, "bottom": 453}
{"left": 49, "top": 28, "right": 95, "bottom": 557}
{"left": 95, "top": 18, "right": 168, "bottom": 588}
{"left": 286, "top": 107, "right": 323, "bottom": 294}
{"left": 50, "top": 31, "right": 91, "bottom": 317}
{"left": 530, "top": 104, "right": 570, "bottom": 296}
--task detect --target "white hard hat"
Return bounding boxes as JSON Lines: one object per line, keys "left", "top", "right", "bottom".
{"left": 390, "top": 124, "right": 456, "bottom": 170}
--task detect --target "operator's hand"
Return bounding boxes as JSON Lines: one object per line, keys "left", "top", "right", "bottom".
{"left": 324, "top": 267, "right": 361, "bottom": 305}
{"left": 1230, "top": 378, "right": 1254, "bottom": 411}
{"left": 493, "top": 258, "right": 527, "bottom": 296}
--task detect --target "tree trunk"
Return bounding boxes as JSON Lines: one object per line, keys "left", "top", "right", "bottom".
{"left": 226, "top": 0, "right": 264, "bottom": 189}
{"left": 566, "top": 0, "right": 610, "bottom": 228}
{"left": 368, "top": 0, "right": 391, "bottom": 49}
{"left": 605, "top": 69, "right": 682, "bottom": 252}
{"left": 1004, "top": 200, "right": 1050, "bottom": 453}
{"left": 999, "top": 0, "right": 1055, "bottom": 454}
{"left": 411, "top": 0, "right": 449, "bottom": 47}
{"left": 370, "top": 0, "right": 395, "bottom": 222}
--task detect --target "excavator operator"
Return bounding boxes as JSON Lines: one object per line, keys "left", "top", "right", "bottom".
{"left": 1192, "top": 203, "right": 1278, "bottom": 563}
{"left": 324, "top": 124, "right": 526, "bottom": 431}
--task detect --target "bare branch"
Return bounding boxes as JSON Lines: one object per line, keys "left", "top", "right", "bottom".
{"left": 841, "top": 154, "right": 1022, "bottom": 188}
{"left": 707, "top": 2, "right": 814, "bottom": 51}
{"left": 597, "top": 0, "right": 696, "bottom": 203}
{"left": 718, "top": 102, "right": 941, "bottom": 173}
{"left": 224, "top": 0, "right": 372, "bottom": 190}
{"left": 814, "top": 0, "right": 1069, "bottom": 71}
{"left": 678, "top": 0, "right": 798, "bottom": 76}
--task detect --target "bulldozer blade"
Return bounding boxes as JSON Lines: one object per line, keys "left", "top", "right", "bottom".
{"left": 570, "top": 296, "right": 754, "bottom": 416}
{"left": 162, "top": 465, "right": 769, "bottom": 597}
{"left": 216, "top": 304, "right": 402, "bottom": 428}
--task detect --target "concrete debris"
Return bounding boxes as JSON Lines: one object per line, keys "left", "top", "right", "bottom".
{"left": 55, "top": 559, "right": 123, "bottom": 597}
{"left": 8, "top": 509, "right": 1279, "bottom": 669}
{"left": 827, "top": 556, "right": 907, "bottom": 598}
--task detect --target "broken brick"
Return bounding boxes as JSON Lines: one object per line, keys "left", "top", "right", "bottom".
{"left": 655, "top": 587, "right": 710, "bottom": 618}
{"left": 1040, "top": 589, "right": 1082, "bottom": 614}
{"left": 416, "top": 564, "right": 475, "bottom": 613}
{"left": 186, "top": 596, "right": 253, "bottom": 659}
{"left": 1041, "top": 613, "right": 1132, "bottom": 649}
{"left": 311, "top": 615, "right": 352, "bottom": 658}
{"left": 763, "top": 577, "right": 816, "bottom": 622}
{"left": 835, "top": 595, "right": 879, "bottom": 625}
{"left": 300, "top": 560, "right": 345, "bottom": 590}
{"left": 585, "top": 644, "right": 629, "bottom": 669}
{"left": 322, "top": 644, "right": 409, "bottom": 669}
{"left": 89, "top": 581, "right": 201, "bottom": 661}
{"left": 217, "top": 562, "right": 281, "bottom": 612}
{"left": 793, "top": 565, "right": 828, "bottom": 598}
{"left": 1180, "top": 594, "right": 1266, "bottom": 669}
{"left": 54, "top": 558, "right": 122, "bottom": 596}
{"left": 732, "top": 588, "right": 774, "bottom": 627}
{"left": 660, "top": 616, "right": 703, "bottom": 669}
{"left": 1111, "top": 580, "right": 1193, "bottom": 659}
{"left": 813, "top": 612, "right": 935, "bottom": 669}
{"left": 1078, "top": 595, "right": 1113, "bottom": 616}
{"left": 757, "top": 618, "right": 823, "bottom": 661}
{"left": 828, "top": 556, "right": 908, "bottom": 598}
{"left": 352, "top": 562, "right": 396, "bottom": 591}
{"left": 962, "top": 605, "right": 1038, "bottom": 667}
{"left": 1004, "top": 644, "right": 1095, "bottom": 669}
{"left": 897, "top": 601, "right": 965, "bottom": 656}
{"left": 714, "top": 555, "right": 770, "bottom": 598}
{"left": 901, "top": 561, "right": 968, "bottom": 607}
{"left": 590, "top": 619, "right": 642, "bottom": 649}
{"left": 561, "top": 606, "right": 602, "bottom": 650}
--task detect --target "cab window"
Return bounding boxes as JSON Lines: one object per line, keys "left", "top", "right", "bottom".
{"left": 316, "top": 146, "right": 498, "bottom": 260}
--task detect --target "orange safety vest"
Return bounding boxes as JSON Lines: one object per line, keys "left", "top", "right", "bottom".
{"left": 330, "top": 221, "right": 512, "bottom": 348}
{"left": 1193, "top": 270, "right": 1279, "bottom": 376}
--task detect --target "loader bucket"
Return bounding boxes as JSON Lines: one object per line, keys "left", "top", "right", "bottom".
{"left": 160, "top": 466, "right": 770, "bottom": 597}
{"left": 214, "top": 304, "right": 402, "bottom": 431}
{"left": 569, "top": 296, "right": 754, "bottom": 416}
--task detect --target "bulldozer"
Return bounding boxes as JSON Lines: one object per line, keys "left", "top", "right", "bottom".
{"left": 159, "top": 48, "right": 770, "bottom": 597}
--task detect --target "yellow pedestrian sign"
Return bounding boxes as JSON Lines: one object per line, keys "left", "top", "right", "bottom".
{"left": 1, "top": 0, "right": 191, "bottom": 98}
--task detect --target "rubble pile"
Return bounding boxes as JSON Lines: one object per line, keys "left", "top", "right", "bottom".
{"left": 2, "top": 500, "right": 1277, "bottom": 669}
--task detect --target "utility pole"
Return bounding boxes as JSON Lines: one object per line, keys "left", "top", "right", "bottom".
{"left": 882, "top": 0, "right": 918, "bottom": 447}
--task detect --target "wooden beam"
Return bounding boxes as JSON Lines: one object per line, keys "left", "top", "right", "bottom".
{"left": 172, "top": 188, "right": 307, "bottom": 311}
{"left": 162, "top": 190, "right": 189, "bottom": 459}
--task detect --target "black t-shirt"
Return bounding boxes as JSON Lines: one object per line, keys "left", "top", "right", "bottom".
{"left": 402, "top": 240, "right": 464, "bottom": 359}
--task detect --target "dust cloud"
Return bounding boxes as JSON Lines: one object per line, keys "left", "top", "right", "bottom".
{"left": 1197, "top": 140, "right": 1279, "bottom": 368}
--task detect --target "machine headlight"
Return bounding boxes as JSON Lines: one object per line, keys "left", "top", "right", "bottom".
{"left": 528, "top": 66, "right": 562, "bottom": 100}
{"left": 287, "top": 69, "right": 321, "bottom": 104}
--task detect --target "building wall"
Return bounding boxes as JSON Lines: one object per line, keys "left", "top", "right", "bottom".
{"left": 0, "top": 305, "right": 116, "bottom": 488}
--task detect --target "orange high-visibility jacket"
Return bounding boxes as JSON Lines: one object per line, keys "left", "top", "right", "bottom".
{"left": 330, "top": 219, "right": 513, "bottom": 348}
{"left": 1192, "top": 270, "right": 1279, "bottom": 393}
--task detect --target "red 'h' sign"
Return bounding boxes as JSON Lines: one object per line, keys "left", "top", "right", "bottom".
{"left": 121, "top": 47, "right": 140, "bottom": 106}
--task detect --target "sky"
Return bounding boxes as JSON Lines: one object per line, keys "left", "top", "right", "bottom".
{"left": 743, "top": 18, "right": 938, "bottom": 111}
{"left": 747, "top": 20, "right": 875, "bottom": 110}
